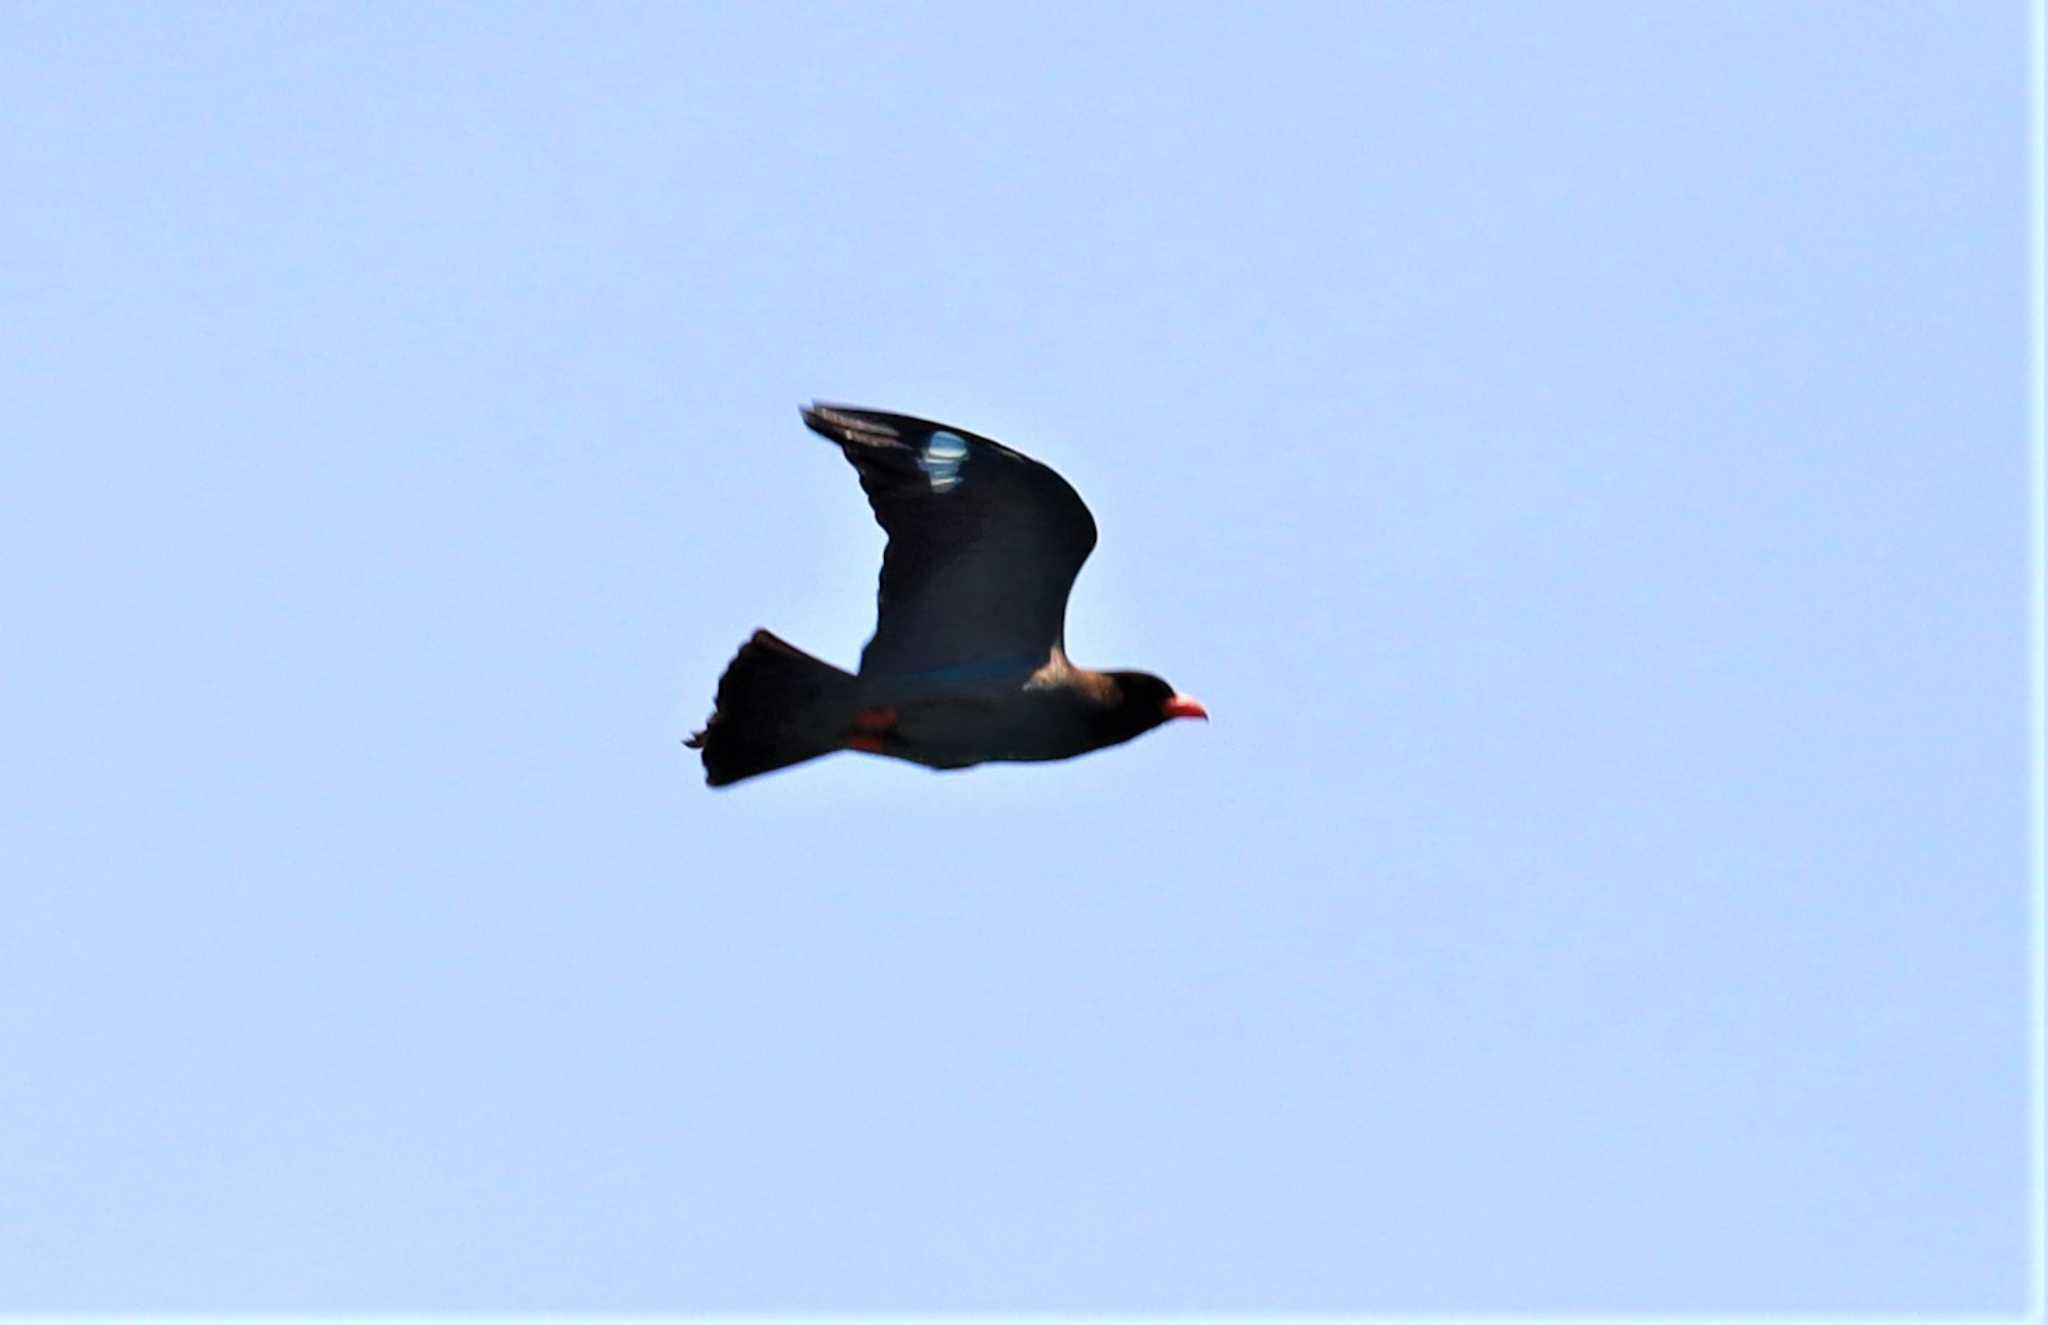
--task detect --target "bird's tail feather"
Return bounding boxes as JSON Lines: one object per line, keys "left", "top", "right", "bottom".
{"left": 686, "top": 630, "right": 860, "bottom": 787}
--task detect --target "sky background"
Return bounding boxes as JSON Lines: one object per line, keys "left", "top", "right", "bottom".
{"left": 0, "top": 2, "right": 2034, "bottom": 1312}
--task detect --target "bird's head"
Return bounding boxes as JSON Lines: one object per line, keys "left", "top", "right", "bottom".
{"left": 1103, "top": 670, "right": 1208, "bottom": 741}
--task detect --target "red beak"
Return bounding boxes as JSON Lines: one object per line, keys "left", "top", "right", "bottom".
{"left": 1161, "top": 694, "right": 1209, "bottom": 722}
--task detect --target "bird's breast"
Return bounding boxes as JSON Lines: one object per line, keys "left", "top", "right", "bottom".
{"left": 870, "top": 685, "right": 1101, "bottom": 769}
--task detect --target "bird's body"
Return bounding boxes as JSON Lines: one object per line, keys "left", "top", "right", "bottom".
{"left": 686, "top": 405, "right": 1204, "bottom": 787}
{"left": 843, "top": 648, "right": 1152, "bottom": 768}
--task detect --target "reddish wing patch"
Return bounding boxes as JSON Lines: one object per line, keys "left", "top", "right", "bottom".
{"left": 851, "top": 707, "right": 898, "bottom": 733}
{"left": 845, "top": 707, "right": 899, "bottom": 755}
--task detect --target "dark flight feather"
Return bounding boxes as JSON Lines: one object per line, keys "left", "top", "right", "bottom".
{"left": 800, "top": 405, "right": 1097, "bottom": 680}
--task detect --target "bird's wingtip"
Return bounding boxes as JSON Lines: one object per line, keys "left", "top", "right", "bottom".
{"left": 800, "top": 403, "right": 900, "bottom": 447}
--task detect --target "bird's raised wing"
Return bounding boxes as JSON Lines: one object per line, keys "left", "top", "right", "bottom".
{"left": 801, "top": 404, "right": 1098, "bottom": 679}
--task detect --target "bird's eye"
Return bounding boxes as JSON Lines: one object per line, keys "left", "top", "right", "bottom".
{"left": 918, "top": 431, "right": 968, "bottom": 492}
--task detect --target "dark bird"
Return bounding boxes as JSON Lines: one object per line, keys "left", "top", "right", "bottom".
{"left": 686, "top": 404, "right": 1206, "bottom": 787}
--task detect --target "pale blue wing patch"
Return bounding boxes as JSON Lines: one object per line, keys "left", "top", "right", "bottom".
{"left": 916, "top": 430, "right": 969, "bottom": 492}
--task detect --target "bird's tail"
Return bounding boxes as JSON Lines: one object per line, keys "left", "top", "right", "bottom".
{"left": 686, "top": 630, "right": 861, "bottom": 787}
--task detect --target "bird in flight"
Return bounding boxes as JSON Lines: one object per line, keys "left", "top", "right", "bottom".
{"left": 686, "top": 404, "right": 1206, "bottom": 787}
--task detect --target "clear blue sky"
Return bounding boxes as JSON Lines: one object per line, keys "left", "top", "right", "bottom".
{"left": 1, "top": 2, "right": 2033, "bottom": 1311}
